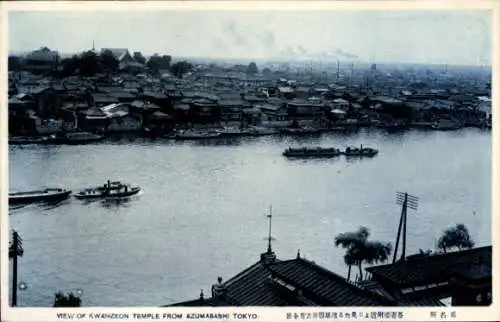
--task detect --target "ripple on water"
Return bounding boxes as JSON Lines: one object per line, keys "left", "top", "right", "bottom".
{"left": 8, "top": 129, "right": 491, "bottom": 306}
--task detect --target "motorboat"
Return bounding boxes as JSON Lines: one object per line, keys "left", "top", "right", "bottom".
{"left": 74, "top": 180, "right": 141, "bottom": 200}
{"left": 9, "top": 188, "right": 72, "bottom": 205}
{"left": 283, "top": 147, "right": 341, "bottom": 158}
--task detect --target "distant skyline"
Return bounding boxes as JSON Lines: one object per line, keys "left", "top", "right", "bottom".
{"left": 8, "top": 10, "right": 492, "bottom": 66}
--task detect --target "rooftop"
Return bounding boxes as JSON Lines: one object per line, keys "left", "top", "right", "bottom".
{"left": 366, "top": 246, "right": 491, "bottom": 288}
{"left": 167, "top": 252, "right": 396, "bottom": 307}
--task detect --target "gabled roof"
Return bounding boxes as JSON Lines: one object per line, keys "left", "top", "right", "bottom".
{"left": 366, "top": 246, "right": 491, "bottom": 288}
{"left": 26, "top": 47, "right": 59, "bottom": 61}
{"left": 167, "top": 254, "right": 396, "bottom": 307}
{"left": 268, "top": 258, "right": 396, "bottom": 306}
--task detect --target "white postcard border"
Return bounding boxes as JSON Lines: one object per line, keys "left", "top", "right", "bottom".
{"left": 1, "top": 1, "right": 499, "bottom": 322}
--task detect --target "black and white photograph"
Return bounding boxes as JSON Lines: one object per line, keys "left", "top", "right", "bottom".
{"left": 1, "top": 1, "right": 498, "bottom": 321}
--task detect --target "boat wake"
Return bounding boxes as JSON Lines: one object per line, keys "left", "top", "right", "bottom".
{"left": 8, "top": 198, "right": 71, "bottom": 213}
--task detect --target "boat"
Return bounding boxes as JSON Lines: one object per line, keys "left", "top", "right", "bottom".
{"left": 431, "top": 119, "right": 462, "bottom": 131}
{"left": 74, "top": 180, "right": 141, "bottom": 200}
{"left": 248, "top": 126, "right": 280, "bottom": 136}
{"left": 409, "top": 121, "right": 433, "bottom": 129}
{"left": 283, "top": 147, "right": 342, "bottom": 158}
{"left": 281, "top": 127, "right": 320, "bottom": 135}
{"left": 324, "top": 126, "right": 348, "bottom": 132}
{"left": 174, "top": 130, "right": 222, "bottom": 140}
{"left": 9, "top": 188, "right": 72, "bottom": 205}
{"left": 215, "top": 127, "right": 252, "bottom": 137}
{"left": 343, "top": 145, "right": 378, "bottom": 157}
{"left": 376, "top": 121, "right": 408, "bottom": 131}
{"left": 49, "top": 132, "right": 105, "bottom": 145}
{"left": 9, "top": 136, "right": 51, "bottom": 145}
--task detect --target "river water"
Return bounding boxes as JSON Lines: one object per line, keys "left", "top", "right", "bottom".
{"left": 8, "top": 128, "right": 491, "bottom": 307}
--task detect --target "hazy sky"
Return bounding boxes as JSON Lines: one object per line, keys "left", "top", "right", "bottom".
{"left": 8, "top": 10, "right": 492, "bottom": 65}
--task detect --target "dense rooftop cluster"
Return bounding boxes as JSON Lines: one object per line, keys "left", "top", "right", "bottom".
{"left": 8, "top": 47, "right": 491, "bottom": 137}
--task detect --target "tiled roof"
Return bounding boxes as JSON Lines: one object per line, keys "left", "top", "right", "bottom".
{"left": 222, "top": 260, "right": 294, "bottom": 306}
{"left": 268, "top": 258, "right": 395, "bottom": 306}
{"left": 167, "top": 254, "right": 396, "bottom": 307}
{"left": 366, "top": 246, "right": 491, "bottom": 288}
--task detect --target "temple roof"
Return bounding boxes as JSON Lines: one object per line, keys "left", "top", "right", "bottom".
{"left": 166, "top": 254, "right": 396, "bottom": 307}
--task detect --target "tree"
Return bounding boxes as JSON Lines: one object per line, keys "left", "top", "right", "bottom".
{"left": 99, "top": 50, "right": 119, "bottom": 73}
{"left": 146, "top": 54, "right": 171, "bottom": 74}
{"left": 53, "top": 291, "right": 82, "bottom": 307}
{"left": 262, "top": 67, "right": 272, "bottom": 76}
{"left": 79, "top": 51, "right": 100, "bottom": 76}
{"left": 146, "top": 54, "right": 161, "bottom": 73}
{"left": 160, "top": 55, "right": 172, "bottom": 70}
{"left": 133, "top": 51, "right": 146, "bottom": 64}
{"left": 438, "top": 224, "right": 475, "bottom": 253}
{"left": 247, "top": 62, "right": 258, "bottom": 75}
{"left": 8, "top": 55, "right": 22, "bottom": 71}
{"left": 170, "top": 60, "right": 193, "bottom": 79}
{"left": 334, "top": 227, "right": 392, "bottom": 281}
{"left": 60, "top": 55, "right": 80, "bottom": 77}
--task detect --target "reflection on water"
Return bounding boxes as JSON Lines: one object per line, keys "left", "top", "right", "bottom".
{"left": 8, "top": 129, "right": 491, "bottom": 306}
{"left": 100, "top": 198, "right": 133, "bottom": 209}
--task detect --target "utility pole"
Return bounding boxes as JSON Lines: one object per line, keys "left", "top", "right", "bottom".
{"left": 9, "top": 230, "right": 24, "bottom": 307}
{"left": 392, "top": 192, "right": 418, "bottom": 263}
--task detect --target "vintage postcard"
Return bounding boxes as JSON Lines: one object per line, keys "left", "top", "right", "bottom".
{"left": 1, "top": 1, "right": 498, "bottom": 322}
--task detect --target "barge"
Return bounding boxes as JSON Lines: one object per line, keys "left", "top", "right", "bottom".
{"left": 9, "top": 188, "right": 72, "bottom": 205}
{"left": 283, "top": 147, "right": 342, "bottom": 158}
